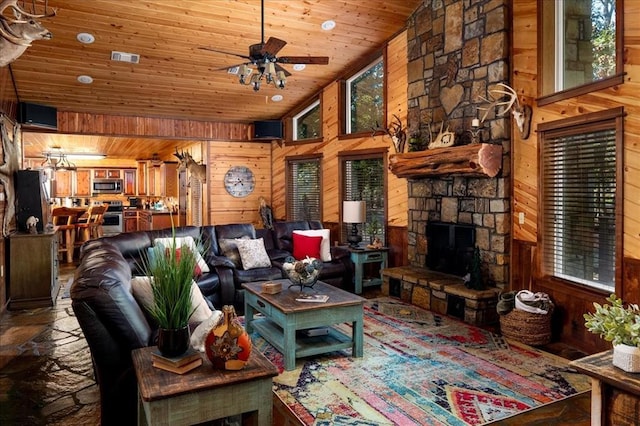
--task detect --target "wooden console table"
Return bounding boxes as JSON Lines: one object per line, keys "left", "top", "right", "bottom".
{"left": 570, "top": 350, "right": 640, "bottom": 426}
{"left": 132, "top": 346, "right": 278, "bottom": 425}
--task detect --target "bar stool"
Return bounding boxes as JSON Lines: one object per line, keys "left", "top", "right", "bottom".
{"left": 75, "top": 204, "right": 107, "bottom": 245}
{"left": 51, "top": 207, "right": 78, "bottom": 263}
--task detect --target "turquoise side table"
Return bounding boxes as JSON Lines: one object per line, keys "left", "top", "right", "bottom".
{"left": 350, "top": 247, "right": 388, "bottom": 294}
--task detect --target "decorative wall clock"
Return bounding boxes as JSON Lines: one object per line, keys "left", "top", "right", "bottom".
{"left": 224, "top": 166, "right": 255, "bottom": 198}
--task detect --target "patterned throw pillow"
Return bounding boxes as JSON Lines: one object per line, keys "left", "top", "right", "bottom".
{"left": 219, "top": 238, "right": 244, "bottom": 268}
{"left": 235, "top": 238, "right": 271, "bottom": 270}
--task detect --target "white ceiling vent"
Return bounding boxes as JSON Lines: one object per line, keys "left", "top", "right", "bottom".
{"left": 110, "top": 51, "right": 140, "bottom": 64}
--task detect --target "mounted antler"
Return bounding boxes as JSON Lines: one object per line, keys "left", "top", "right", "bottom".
{"left": 386, "top": 114, "right": 407, "bottom": 153}
{"left": 477, "top": 82, "right": 532, "bottom": 139}
{"left": 173, "top": 147, "right": 184, "bottom": 161}
{"left": 427, "top": 122, "right": 455, "bottom": 149}
{"left": 0, "top": 0, "right": 55, "bottom": 66}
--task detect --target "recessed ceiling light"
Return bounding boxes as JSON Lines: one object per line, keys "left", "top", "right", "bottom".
{"left": 77, "top": 32, "right": 95, "bottom": 44}
{"left": 292, "top": 64, "right": 306, "bottom": 71}
{"left": 271, "top": 95, "right": 283, "bottom": 102}
{"left": 321, "top": 20, "right": 336, "bottom": 31}
{"left": 77, "top": 75, "right": 93, "bottom": 84}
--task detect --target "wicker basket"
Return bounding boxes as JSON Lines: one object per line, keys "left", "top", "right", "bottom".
{"left": 499, "top": 308, "right": 553, "bottom": 346}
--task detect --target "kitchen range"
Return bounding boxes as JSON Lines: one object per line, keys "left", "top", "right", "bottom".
{"left": 99, "top": 200, "right": 124, "bottom": 236}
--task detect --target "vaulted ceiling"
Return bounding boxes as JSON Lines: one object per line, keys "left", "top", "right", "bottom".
{"left": 8, "top": 0, "right": 420, "bottom": 160}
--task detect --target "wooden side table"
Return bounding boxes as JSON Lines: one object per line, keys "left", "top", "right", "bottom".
{"left": 349, "top": 247, "right": 388, "bottom": 294}
{"left": 132, "top": 346, "right": 278, "bottom": 426}
{"left": 570, "top": 350, "right": 640, "bottom": 426}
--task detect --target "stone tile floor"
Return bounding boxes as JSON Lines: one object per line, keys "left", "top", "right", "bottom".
{"left": 0, "top": 264, "right": 591, "bottom": 425}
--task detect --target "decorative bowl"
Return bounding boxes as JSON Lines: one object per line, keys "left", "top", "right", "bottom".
{"left": 282, "top": 256, "right": 323, "bottom": 290}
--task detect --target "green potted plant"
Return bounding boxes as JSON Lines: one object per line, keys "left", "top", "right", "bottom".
{"left": 141, "top": 233, "right": 198, "bottom": 357}
{"left": 584, "top": 294, "right": 640, "bottom": 373}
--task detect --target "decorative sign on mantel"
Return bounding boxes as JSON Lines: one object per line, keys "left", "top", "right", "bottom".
{"left": 388, "top": 143, "right": 502, "bottom": 179}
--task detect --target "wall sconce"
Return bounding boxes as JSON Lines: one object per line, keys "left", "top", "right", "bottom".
{"left": 343, "top": 200, "right": 366, "bottom": 249}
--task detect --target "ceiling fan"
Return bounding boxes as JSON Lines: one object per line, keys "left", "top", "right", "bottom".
{"left": 199, "top": 0, "right": 329, "bottom": 91}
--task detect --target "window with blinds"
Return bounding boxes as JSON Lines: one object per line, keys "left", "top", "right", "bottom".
{"left": 341, "top": 156, "right": 385, "bottom": 243}
{"left": 540, "top": 110, "right": 622, "bottom": 291}
{"left": 286, "top": 156, "right": 321, "bottom": 221}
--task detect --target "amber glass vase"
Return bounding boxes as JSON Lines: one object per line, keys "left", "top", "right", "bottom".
{"left": 205, "top": 305, "right": 252, "bottom": 370}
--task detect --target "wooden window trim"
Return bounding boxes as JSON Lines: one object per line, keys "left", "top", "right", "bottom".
{"left": 536, "top": 107, "right": 625, "bottom": 294}
{"left": 285, "top": 154, "right": 323, "bottom": 221}
{"left": 536, "top": 0, "right": 624, "bottom": 105}
{"left": 338, "top": 48, "right": 388, "bottom": 140}
{"left": 283, "top": 93, "right": 323, "bottom": 145}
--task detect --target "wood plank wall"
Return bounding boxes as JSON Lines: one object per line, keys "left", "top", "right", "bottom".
{"left": 270, "top": 31, "right": 409, "bottom": 266}
{"left": 512, "top": 0, "right": 640, "bottom": 352}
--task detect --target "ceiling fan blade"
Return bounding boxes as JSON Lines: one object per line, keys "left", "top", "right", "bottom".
{"left": 198, "top": 46, "right": 253, "bottom": 61}
{"left": 274, "top": 63, "right": 291, "bottom": 77}
{"left": 261, "top": 37, "right": 287, "bottom": 56}
{"left": 278, "top": 56, "right": 330, "bottom": 65}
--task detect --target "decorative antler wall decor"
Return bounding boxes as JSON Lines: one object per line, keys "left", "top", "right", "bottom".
{"left": 477, "top": 83, "right": 532, "bottom": 139}
{"left": 427, "top": 122, "right": 456, "bottom": 149}
{"left": 0, "top": 0, "right": 56, "bottom": 67}
{"left": 386, "top": 114, "right": 407, "bottom": 153}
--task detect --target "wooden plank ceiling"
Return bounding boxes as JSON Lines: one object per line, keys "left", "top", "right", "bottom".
{"left": 10, "top": 0, "right": 420, "bottom": 160}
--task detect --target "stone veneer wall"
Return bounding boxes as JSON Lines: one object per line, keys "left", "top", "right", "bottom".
{"left": 405, "top": 0, "right": 511, "bottom": 289}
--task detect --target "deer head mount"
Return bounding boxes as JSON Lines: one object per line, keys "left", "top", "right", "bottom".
{"left": 0, "top": 0, "right": 55, "bottom": 67}
{"left": 174, "top": 148, "right": 207, "bottom": 184}
{"left": 477, "top": 83, "right": 532, "bottom": 139}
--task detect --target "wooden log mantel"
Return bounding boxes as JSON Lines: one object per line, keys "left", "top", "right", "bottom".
{"left": 388, "top": 143, "right": 503, "bottom": 178}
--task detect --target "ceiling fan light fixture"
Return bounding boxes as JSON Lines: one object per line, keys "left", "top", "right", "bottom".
{"left": 321, "top": 20, "right": 336, "bottom": 31}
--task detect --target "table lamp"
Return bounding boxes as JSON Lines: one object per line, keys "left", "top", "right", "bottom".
{"left": 343, "top": 200, "right": 366, "bottom": 249}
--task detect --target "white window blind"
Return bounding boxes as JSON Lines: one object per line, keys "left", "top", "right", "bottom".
{"left": 286, "top": 158, "right": 321, "bottom": 221}
{"left": 541, "top": 124, "right": 617, "bottom": 291}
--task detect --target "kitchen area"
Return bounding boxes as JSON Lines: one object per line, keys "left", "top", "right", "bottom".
{"left": 45, "top": 160, "right": 187, "bottom": 235}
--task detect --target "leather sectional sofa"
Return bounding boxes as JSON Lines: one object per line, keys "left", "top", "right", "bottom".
{"left": 71, "top": 220, "right": 353, "bottom": 424}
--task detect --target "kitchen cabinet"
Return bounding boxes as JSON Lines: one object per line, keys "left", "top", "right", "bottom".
{"left": 8, "top": 231, "right": 59, "bottom": 309}
{"left": 136, "top": 211, "right": 173, "bottom": 231}
{"left": 137, "top": 161, "right": 147, "bottom": 195}
{"left": 123, "top": 169, "right": 136, "bottom": 195}
{"left": 52, "top": 170, "right": 72, "bottom": 197}
{"left": 146, "top": 162, "right": 178, "bottom": 198}
{"left": 124, "top": 210, "right": 138, "bottom": 232}
{"left": 138, "top": 211, "right": 152, "bottom": 231}
{"left": 94, "top": 169, "right": 121, "bottom": 179}
{"left": 75, "top": 169, "right": 91, "bottom": 197}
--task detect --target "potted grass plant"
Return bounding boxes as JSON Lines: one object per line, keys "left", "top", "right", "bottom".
{"left": 141, "top": 233, "right": 198, "bottom": 357}
{"left": 584, "top": 294, "right": 640, "bottom": 373}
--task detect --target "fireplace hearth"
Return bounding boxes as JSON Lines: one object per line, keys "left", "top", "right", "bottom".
{"left": 426, "top": 222, "right": 475, "bottom": 277}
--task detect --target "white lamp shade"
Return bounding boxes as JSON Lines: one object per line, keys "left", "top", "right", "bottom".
{"left": 343, "top": 201, "right": 366, "bottom": 223}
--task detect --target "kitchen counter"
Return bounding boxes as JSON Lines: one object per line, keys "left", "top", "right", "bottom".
{"left": 131, "top": 209, "right": 184, "bottom": 231}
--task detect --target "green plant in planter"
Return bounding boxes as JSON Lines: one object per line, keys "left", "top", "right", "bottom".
{"left": 140, "top": 235, "right": 198, "bottom": 330}
{"left": 584, "top": 294, "right": 640, "bottom": 347}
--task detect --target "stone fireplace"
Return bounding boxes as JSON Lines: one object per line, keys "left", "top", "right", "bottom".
{"left": 403, "top": 0, "right": 511, "bottom": 290}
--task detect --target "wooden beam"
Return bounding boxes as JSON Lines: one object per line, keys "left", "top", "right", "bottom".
{"left": 388, "top": 143, "right": 503, "bottom": 178}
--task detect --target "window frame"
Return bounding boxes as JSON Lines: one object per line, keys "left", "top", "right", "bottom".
{"left": 338, "top": 148, "right": 388, "bottom": 244}
{"left": 537, "top": 0, "right": 625, "bottom": 106}
{"left": 338, "top": 49, "right": 387, "bottom": 140}
{"left": 285, "top": 154, "right": 323, "bottom": 221}
{"left": 292, "top": 98, "right": 321, "bottom": 142}
{"left": 537, "top": 107, "right": 624, "bottom": 294}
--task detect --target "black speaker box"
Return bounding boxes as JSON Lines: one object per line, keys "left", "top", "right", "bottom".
{"left": 18, "top": 102, "right": 58, "bottom": 129}
{"left": 15, "top": 170, "right": 48, "bottom": 233}
{"left": 253, "top": 120, "right": 283, "bottom": 140}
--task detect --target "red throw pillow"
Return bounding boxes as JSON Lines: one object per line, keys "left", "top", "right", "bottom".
{"left": 292, "top": 233, "right": 323, "bottom": 260}
{"left": 166, "top": 247, "right": 203, "bottom": 277}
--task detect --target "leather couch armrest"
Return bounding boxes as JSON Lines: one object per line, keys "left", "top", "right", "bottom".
{"left": 330, "top": 245, "right": 350, "bottom": 261}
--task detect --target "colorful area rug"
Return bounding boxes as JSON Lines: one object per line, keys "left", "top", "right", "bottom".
{"left": 250, "top": 297, "right": 590, "bottom": 425}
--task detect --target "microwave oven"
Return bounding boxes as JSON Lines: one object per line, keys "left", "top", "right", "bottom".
{"left": 92, "top": 178, "right": 123, "bottom": 194}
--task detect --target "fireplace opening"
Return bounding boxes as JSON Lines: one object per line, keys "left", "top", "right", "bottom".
{"left": 426, "top": 222, "right": 475, "bottom": 276}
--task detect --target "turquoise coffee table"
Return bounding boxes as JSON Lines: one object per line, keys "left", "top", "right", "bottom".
{"left": 243, "top": 279, "right": 365, "bottom": 371}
